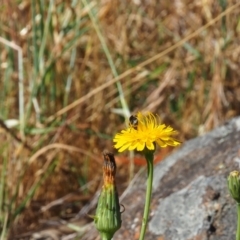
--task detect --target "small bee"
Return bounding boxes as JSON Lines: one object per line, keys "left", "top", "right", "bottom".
{"left": 129, "top": 115, "right": 138, "bottom": 130}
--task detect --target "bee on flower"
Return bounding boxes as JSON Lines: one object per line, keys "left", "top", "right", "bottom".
{"left": 113, "top": 112, "right": 180, "bottom": 152}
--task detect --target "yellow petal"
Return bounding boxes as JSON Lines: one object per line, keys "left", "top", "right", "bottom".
{"left": 146, "top": 141, "right": 155, "bottom": 150}
{"left": 118, "top": 142, "right": 132, "bottom": 152}
{"left": 156, "top": 139, "right": 168, "bottom": 148}
{"left": 136, "top": 142, "right": 145, "bottom": 151}
{"left": 128, "top": 142, "right": 139, "bottom": 150}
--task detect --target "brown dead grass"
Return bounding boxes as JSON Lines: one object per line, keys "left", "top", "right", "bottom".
{"left": 0, "top": 0, "right": 240, "bottom": 239}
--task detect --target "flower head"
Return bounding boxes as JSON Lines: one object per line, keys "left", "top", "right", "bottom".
{"left": 227, "top": 170, "right": 240, "bottom": 203}
{"left": 113, "top": 112, "right": 180, "bottom": 152}
{"left": 94, "top": 152, "right": 121, "bottom": 239}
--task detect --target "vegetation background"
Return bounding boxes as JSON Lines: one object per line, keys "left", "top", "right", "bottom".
{"left": 0, "top": 0, "right": 240, "bottom": 239}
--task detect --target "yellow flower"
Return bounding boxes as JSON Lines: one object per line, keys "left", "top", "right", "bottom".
{"left": 113, "top": 112, "right": 180, "bottom": 152}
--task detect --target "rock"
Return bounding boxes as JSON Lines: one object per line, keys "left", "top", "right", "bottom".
{"left": 84, "top": 117, "right": 240, "bottom": 240}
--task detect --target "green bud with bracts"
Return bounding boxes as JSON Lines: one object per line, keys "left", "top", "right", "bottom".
{"left": 94, "top": 152, "right": 122, "bottom": 240}
{"left": 228, "top": 170, "right": 240, "bottom": 204}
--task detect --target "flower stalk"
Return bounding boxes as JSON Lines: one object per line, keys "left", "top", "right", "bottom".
{"left": 139, "top": 150, "right": 154, "bottom": 240}
{"left": 237, "top": 204, "right": 240, "bottom": 240}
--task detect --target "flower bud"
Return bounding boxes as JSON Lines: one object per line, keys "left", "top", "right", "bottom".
{"left": 227, "top": 170, "right": 240, "bottom": 203}
{"left": 94, "top": 152, "right": 122, "bottom": 240}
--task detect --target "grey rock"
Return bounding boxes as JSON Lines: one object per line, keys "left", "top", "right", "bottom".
{"left": 149, "top": 175, "right": 231, "bottom": 240}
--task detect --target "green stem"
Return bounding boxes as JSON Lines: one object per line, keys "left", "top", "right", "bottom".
{"left": 100, "top": 233, "right": 111, "bottom": 240}
{"left": 139, "top": 151, "right": 154, "bottom": 240}
{"left": 237, "top": 203, "right": 240, "bottom": 240}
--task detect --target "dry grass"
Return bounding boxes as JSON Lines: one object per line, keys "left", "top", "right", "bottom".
{"left": 0, "top": 0, "right": 240, "bottom": 239}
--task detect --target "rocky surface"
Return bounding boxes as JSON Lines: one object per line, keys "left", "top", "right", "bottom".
{"left": 83, "top": 116, "right": 240, "bottom": 240}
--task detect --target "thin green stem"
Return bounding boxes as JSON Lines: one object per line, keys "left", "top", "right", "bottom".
{"left": 139, "top": 152, "right": 154, "bottom": 240}
{"left": 237, "top": 203, "right": 240, "bottom": 240}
